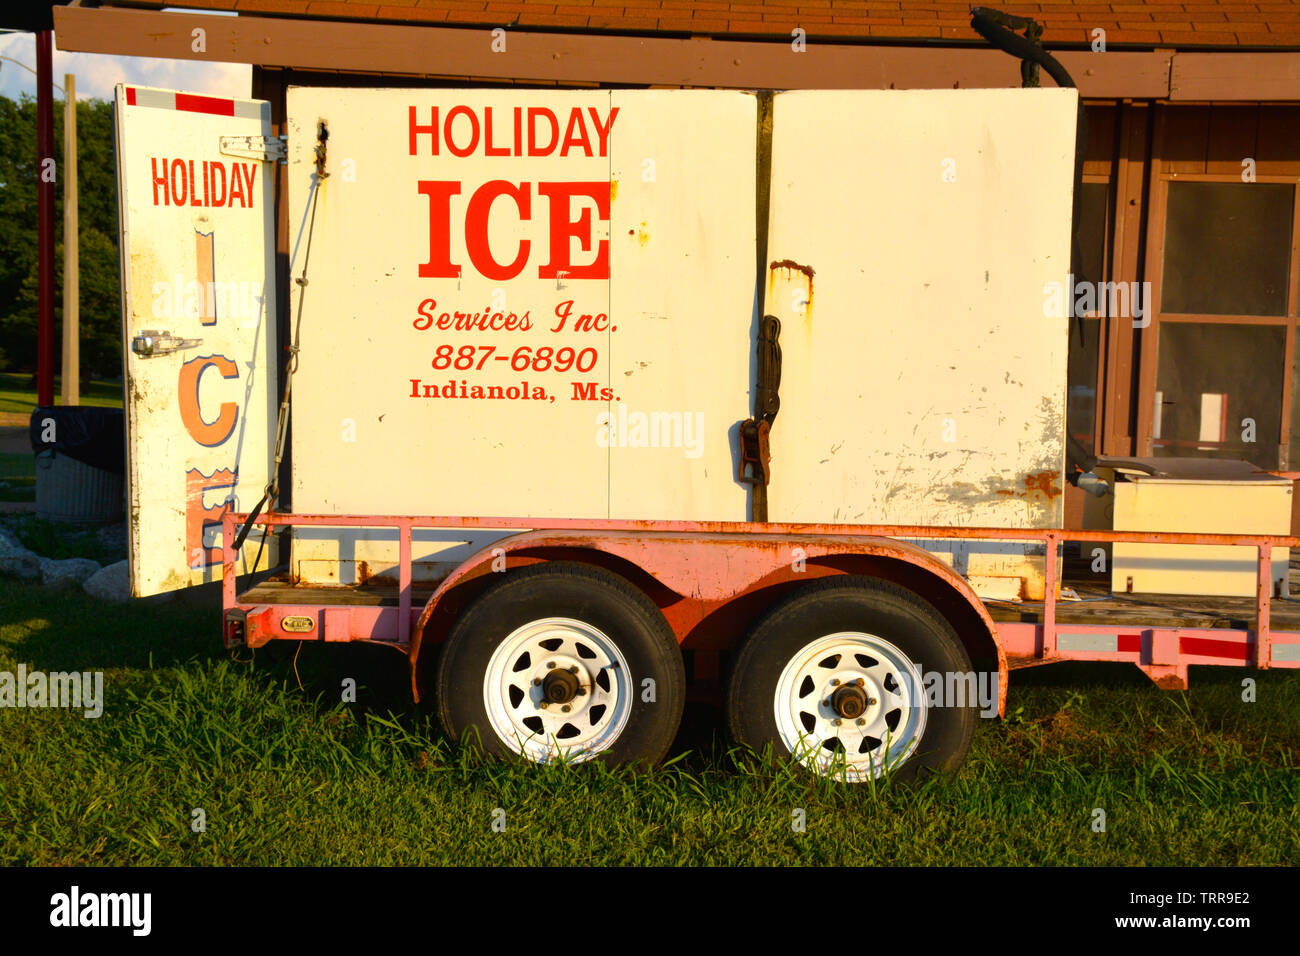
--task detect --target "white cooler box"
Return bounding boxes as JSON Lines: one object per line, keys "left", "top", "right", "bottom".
{"left": 1085, "top": 457, "right": 1291, "bottom": 598}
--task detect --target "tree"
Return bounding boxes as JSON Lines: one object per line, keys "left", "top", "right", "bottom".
{"left": 0, "top": 93, "right": 122, "bottom": 379}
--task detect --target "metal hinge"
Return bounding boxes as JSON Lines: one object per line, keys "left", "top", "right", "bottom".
{"left": 131, "top": 330, "right": 202, "bottom": 358}
{"left": 220, "top": 134, "right": 287, "bottom": 164}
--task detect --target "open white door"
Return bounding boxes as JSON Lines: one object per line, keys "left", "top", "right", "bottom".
{"left": 114, "top": 85, "right": 279, "bottom": 596}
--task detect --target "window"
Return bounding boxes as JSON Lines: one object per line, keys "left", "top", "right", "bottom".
{"left": 1144, "top": 105, "right": 1300, "bottom": 470}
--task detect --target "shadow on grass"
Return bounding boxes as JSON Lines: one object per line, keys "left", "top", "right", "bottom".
{"left": 0, "top": 579, "right": 419, "bottom": 725}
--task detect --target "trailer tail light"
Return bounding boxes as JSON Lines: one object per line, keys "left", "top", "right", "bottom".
{"left": 224, "top": 610, "right": 248, "bottom": 649}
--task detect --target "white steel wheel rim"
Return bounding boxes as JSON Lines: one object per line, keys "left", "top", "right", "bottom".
{"left": 773, "top": 632, "right": 927, "bottom": 782}
{"left": 483, "top": 617, "right": 633, "bottom": 764}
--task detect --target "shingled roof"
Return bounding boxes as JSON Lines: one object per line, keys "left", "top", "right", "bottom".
{"left": 125, "top": 2, "right": 1300, "bottom": 49}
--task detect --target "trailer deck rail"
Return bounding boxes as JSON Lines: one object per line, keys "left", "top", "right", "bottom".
{"left": 222, "top": 512, "right": 1300, "bottom": 695}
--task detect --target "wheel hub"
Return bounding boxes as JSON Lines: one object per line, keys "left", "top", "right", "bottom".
{"left": 831, "top": 683, "right": 869, "bottom": 719}
{"left": 542, "top": 667, "right": 580, "bottom": 704}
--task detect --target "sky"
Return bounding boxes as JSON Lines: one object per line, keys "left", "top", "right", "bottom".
{"left": 0, "top": 15, "right": 252, "bottom": 103}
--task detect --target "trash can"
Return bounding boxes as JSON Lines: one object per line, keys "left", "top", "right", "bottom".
{"left": 30, "top": 406, "right": 125, "bottom": 525}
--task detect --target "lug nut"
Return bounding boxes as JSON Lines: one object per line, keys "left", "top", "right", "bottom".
{"left": 823, "top": 699, "right": 831, "bottom": 707}
{"left": 855, "top": 678, "right": 865, "bottom": 687}
{"left": 569, "top": 666, "right": 578, "bottom": 674}
{"left": 867, "top": 698, "right": 877, "bottom": 706}
{"left": 546, "top": 662, "right": 556, "bottom": 669}
{"left": 830, "top": 678, "right": 840, "bottom": 686}
{"left": 532, "top": 678, "right": 541, "bottom": 686}
{"left": 856, "top": 718, "right": 865, "bottom": 726}
{"left": 561, "top": 705, "right": 571, "bottom": 713}
{"left": 539, "top": 701, "right": 548, "bottom": 709}
{"left": 833, "top": 718, "right": 842, "bottom": 726}
{"left": 576, "top": 687, "right": 586, "bottom": 696}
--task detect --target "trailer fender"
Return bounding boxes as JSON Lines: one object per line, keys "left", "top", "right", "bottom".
{"left": 409, "top": 530, "right": 1006, "bottom": 715}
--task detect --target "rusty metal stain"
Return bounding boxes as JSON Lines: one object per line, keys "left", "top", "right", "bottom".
{"left": 1023, "top": 470, "right": 1062, "bottom": 501}
{"left": 769, "top": 258, "right": 815, "bottom": 281}
{"left": 1148, "top": 671, "right": 1189, "bottom": 691}
{"left": 768, "top": 258, "right": 814, "bottom": 323}
{"left": 769, "top": 259, "right": 814, "bottom": 300}
{"left": 609, "top": 179, "right": 618, "bottom": 201}
{"left": 993, "top": 471, "right": 1062, "bottom": 502}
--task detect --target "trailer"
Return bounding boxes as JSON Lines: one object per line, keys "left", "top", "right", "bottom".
{"left": 112, "top": 12, "right": 1300, "bottom": 783}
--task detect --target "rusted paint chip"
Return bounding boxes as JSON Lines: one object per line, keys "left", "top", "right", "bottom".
{"left": 998, "top": 471, "right": 1063, "bottom": 501}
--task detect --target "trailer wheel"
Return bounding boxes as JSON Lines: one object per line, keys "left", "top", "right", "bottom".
{"left": 727, "top": 577, "right": 977, "bottom": 783}
{"left": 435, "top": 563, "right": 685, "bottom": 767}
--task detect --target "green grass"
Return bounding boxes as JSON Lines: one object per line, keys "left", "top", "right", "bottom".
{"left": 0, "top": 372, "right": 122, "bottom": 420}
{"left": 0, "top": 453, "right": 34, "bottom": 503}
{"left": 0, "top": 579, "right": 1297, "bottom": 865}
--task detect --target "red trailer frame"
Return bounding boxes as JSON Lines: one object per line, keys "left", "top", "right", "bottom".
{"left": 221, "top": 511, "right": 1300, "bottom": 715}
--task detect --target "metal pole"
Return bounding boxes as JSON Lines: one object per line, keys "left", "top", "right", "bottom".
{"left": 62, "top": 73, "right": 78, "bottom": 406}
{"left": 35, "top": 32, "right": 55, "bottom": 408}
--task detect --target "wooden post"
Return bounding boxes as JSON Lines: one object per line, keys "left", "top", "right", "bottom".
{"left": 35, "top": 31, "right": 55, "bottom": 408}
{"left": 62, "top": 73, "right": 79, "bottom": 406}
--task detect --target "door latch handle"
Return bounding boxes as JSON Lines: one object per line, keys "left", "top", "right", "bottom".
{"left": 131, "top": 330, "right": 202, "bottom": 358}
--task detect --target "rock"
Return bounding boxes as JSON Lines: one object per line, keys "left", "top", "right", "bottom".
{"left": 82, "top": 559, "right": 130, "bottom": 602}
{"left": 95, "top": 522, "right": 128, "bottom": 557}
{"left": 0, "top": 527, "right": 40, "bottom": 580}
{"left": 39, "top": 556, "right": 101, "bottom": 589}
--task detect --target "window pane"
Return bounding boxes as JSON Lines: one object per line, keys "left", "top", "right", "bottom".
{"left": 1067, "top": 317, "right": 1101, "bottom": 461}
{"left": 1154, "top": 323, "right": 1284, "bottom": 468}
{"left": 1077, "top": 182, "right": 1109, "bottom": 290}
{"left": 1162, "top": 182, "right": 1293, "bottom": 316}
{"left": 1291, "top": 331, "right": 1300, "bottom": 469}
{"left": 1065, "top": 183, "right": 1109, "bottom": 462}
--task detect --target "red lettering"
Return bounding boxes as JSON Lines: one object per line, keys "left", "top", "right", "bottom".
{"left": 528, "top": 108, "right": 558, "bottom": 156}
{"left": 418, "top": 181, "right": 462, "bottom": 278}
{"left": 465, "top": 181, "right": 531, "bottom": 281}
{"left": 228, "top": 164, "right": 245, "bottom": 207}
{"left": 589, "top": 106, "right": 618, "bottom": 157}
{"left": 561, "top": 109, "right": 593, "bottom": 157}
{"left": 170, "top": 158, "right": 187, "bottom": 206}
{"left": 151, "top": 157, "right": 169, "bottom": 206}
{"left": 210, "top": 161, "right": 227, "bottom": 207}
{"left": 410, "top": 105, "right": 439, "bottom": 155}
{"left": 186, "top": 468, "right": 236, "bottom": 569}
{"left": 239, "top": 163, "right": 257, "bottom": 207}
{"left": 445, "top": 106, "right": 480, "bottom": 158}
{"left": 537, "top": 182, "right": 609, "bottom": 280}
{"left": 415, "top": 298, "right": 437, "bottom": 330}
{"left": 178, "top": 355, "right": 239, "bottom": 447}
{"left": 484, "top": 107, "right": 510, "bottom": 157}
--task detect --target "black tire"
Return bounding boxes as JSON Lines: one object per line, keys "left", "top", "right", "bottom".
{"left": 726, "top": 576, "right": 978, "bottom": 784}
{"left": 435, "top": 562, "right": 685, "bottom": 767}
